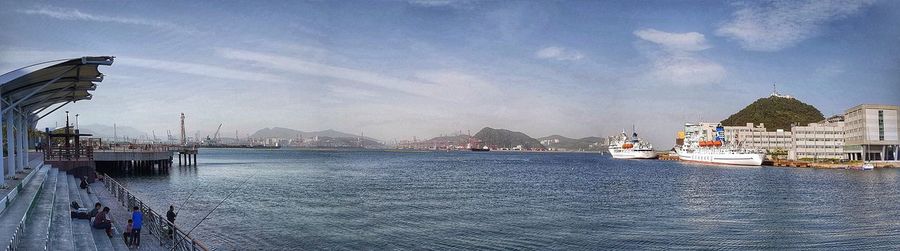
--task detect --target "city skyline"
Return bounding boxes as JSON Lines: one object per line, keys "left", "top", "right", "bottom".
{"left": 1, "top": 0, "right": 898, "bottom": 146}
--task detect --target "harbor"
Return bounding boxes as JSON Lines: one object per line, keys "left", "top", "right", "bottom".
{"left": 1, "top": 1, "right": 899, "bottom": 249}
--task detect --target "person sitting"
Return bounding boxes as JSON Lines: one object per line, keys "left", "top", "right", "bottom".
{"left": 70, "top": 202, "right": 100, "bottom": 219}
{"left": 123, "top": 219, "right": 133, "bottom": 246}
{"left": 92, "top": 207, "right": 113, "bottom": 238}
{"left": 79, "top": 178, "right": 88, "bottom": 189}
{"left": 89, "top": 203, "right": 101, "bottom": 218}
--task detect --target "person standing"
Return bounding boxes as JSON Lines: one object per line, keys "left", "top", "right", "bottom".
{"left": 166, "top": 205, "right": 177, "bottom": 237}
{"left": 167, "top": 205, "right": 177, "bottom": 223}
{"left": 131, "top": 206, "right": 143, "bottom": 247}
{"left": 123, "top": 219, "right": 133, "bottom": 246}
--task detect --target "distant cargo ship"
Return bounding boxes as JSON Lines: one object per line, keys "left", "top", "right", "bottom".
{"left": 607, "top": 128, "right": 657, "bottom": 159}
{"left": 470, "top": 147, "right": 490, "bottom": 152}
{"left": 674, "top": 123, "right": 765, "bottom": 166}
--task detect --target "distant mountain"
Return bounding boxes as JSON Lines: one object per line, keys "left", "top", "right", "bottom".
{"left": 537, "top": 135, "right": 605, "bottom": 151}
{"left": 423, "top": 134, "right": 470, "bottom": 145}
{"left": 721, "top": 96, "right": 824, "bottom": 131}
{"left": 251, "top": 127, "right": 377, "bottom": 141}
{"left": 77, "top": 124, "right": 148, "bottom": 139}
{"left": 474, "top": 127, "right": 544, "bottom": 149}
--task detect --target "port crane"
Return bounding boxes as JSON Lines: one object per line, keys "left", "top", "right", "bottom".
{"left": 213, "top": 123, "right": 222, "bottom": 141}
{"left": 204, "top": 123, "right": 223, "bottom": 145}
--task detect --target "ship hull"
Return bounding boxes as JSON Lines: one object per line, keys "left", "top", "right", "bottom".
{"left": 676, "top": 150, "right": 765, "bottom": 166}
{"left": 609, "top": 149, "right": 658, "bottom": 159}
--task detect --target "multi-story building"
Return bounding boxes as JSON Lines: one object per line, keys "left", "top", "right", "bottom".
{"left": 723, "top": 123, "right": 792, "bottom": 154}
{"left": 843, "top": 104, "right": 899, "bottom": 161}
{"left": 790, "top": 121, "right": 845, "bottom": 160}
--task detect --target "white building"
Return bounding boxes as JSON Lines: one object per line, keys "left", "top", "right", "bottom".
{"left": 723, "top": 123, "right": 792, "bottom": 154}
{"left": 790, "top": 120, "right": 845, "bottom": 161}
{"left": 843, "top": 104, "right": 899, "bottom": 161}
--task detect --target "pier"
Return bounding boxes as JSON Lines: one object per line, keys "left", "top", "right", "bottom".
{"left": 0, "top": 57, "right": 208, "bottom": 250}
{"left": 176, "top": 148, "right": 198, "bottom": 166}
{"left": 44, "top": 126, "right": 182, "bottom": 177}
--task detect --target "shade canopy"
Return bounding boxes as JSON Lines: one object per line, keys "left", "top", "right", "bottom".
{"left": 0, "top": 56, "right": 114, "bottom": 116}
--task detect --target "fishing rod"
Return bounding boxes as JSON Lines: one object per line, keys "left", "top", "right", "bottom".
{"left": 171, "top": 173, "right": 256, "bottom": 251}
{"left": 175, "top": 182, "right": 205, "bottom": 215}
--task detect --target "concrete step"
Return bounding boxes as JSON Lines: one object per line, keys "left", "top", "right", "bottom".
{"left": 0, "top": 166, "right": 49, "bottom": 250}
{"left": 97, "top": 184, "right": 132, "bottom": 251}
{"left": 78, "top": 178, "right": 115, "bottom": 250}
{"left": 68, "top": 175, "right": 97, "bottom": 251}
{"left": 50, "top": 170, "right": 75, "bottom": 251}
{"left": 17, "top": 167, "right": 59, "bottom": 250}
{"left": 71, "top": 219, "right": 98, "bottom": 251}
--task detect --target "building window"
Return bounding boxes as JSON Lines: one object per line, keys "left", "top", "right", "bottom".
{"left": 879, "top": 110, "right": 884, "bottom": 141}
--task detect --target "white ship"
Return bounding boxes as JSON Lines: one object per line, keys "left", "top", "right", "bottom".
{"left": 607, "top": 128, "right": 658, "bottom": 159}
{"left": 675, "top": 122, "right": 765, "bottom": 166}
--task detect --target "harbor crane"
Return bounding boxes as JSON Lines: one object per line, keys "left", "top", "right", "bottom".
{"left": 214, "top": 123, "right": 223, "bottom": 141}
{"left": 205, "top": 123, "right": 223, "bottom": 146}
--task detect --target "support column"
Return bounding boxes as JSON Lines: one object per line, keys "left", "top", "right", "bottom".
{"left": 0, "top": 104, "right": 4, "bottom": 184}
{"left": 19, "top": 115, "right": 27, "bottom": 170}
{"left": 192, "top": 153, "right": 196, "bottom": 166}
{"left": 5, "top": 110, "right": 16, "bottom": 177}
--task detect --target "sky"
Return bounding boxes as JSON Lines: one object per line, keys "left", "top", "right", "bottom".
{"left": 1, "top": 0, "right": 898, "bottom": 145}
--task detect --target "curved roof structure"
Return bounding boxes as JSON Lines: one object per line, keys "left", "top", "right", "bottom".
{"left": 0, "top": 56, "right": 114, "bottom": 117}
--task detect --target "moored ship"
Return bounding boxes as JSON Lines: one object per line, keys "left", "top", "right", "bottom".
{"left": 607, "top": 128, "right": 658, "bottom": 159}
{"left": 675, "top": 122, "right": 765, "bottom": 166}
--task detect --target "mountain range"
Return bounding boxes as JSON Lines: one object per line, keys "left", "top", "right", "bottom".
{"left": 77, "top": 124, "right": 149, "bottom": 139}
{"left": 536, "top": 135, "right": 605, "bottom": 151}
{"left": 474, "top": 127, "right": 545, "bottom": 149}
{"left": 250, "top": 127, "right": 377, "bottom": 141}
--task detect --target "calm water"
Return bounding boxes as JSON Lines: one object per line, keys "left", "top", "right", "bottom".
{"left": 114, "top": 149, "right": 900, "bottom": 250}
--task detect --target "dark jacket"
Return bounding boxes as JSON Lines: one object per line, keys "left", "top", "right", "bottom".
{"left": 167, "top": 210, "right": 177, "bottom": 223}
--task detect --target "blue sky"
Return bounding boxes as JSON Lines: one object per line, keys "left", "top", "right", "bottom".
{"left": 1, "top": 0, "right": 898, "bottom": 145}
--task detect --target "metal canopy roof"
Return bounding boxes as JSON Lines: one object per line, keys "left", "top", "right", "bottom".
{"left": 0, "top": 56, "right": 114, "bottom": 116}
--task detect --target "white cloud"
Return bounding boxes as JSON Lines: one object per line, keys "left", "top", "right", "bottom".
{"left": 634, "top": 29, "right": 725, "bottom": 85}
{"left": 716, "top": 0, "right": 875, "bottom": 51}
{"left": 118, "top": 57, "right": 288, "bottom": 83}
{"left": 18, "top": 5, "right": 193, "bottom": 33}
{"left": 407, "top": 0, "right": 472, "bottom": 8}
{"left": 535, "top": 46, "right": 585, "bottom": 61}
{"left": 216, "top": 48, "right": 500, "bottom": 101}
{"left": 649, "top": 55, "right": 726, "bottom": 86}
{"left": 633, "top": 29, "right": 711, "bottom": 52}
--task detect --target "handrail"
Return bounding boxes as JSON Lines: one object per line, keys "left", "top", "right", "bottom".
{"left": 4, "top": 166, "right": 47, "bottom": 251}
{"left": 101, "top": 174, "right": 209, "bottom": 251}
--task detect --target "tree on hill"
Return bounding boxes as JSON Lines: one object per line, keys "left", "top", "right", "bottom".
{"left": 474, "top": 127, "right": 545, "bottom": 149}
{"left": 721, "top": 96, "right": 824, "bottom": 131}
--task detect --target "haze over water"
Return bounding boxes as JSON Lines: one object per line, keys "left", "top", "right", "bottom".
{"left": 114, "top": 149, "right": 900, "bottom": 250}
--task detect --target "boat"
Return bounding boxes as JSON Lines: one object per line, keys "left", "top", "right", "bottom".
{"left": 674, "top": 122, "right": 765, "bottom": 166}
{"left": 466, "top": 138, "right": 490, "bottom": 152}
{"left": 471, "top": 146, "right": 490, "bottom": 152}
{"left": 607, "top": 127, "right": 658, "bottom": 159}
{"left": 862, "top": 162, "right": 875, "bottom": 170}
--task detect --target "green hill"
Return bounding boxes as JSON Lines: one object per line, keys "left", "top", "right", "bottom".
{"left": 537, "top": 135, "right": 604, "bottom": 151}
{"left": 721, "top": 96, "right": 824, "bottom": 131}
{"left": 474, "top": 127, "right": 545, "bottom": 149}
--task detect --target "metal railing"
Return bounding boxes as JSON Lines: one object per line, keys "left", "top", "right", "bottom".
{"left": 94, "top": 144, "right": 176, "bottom": 153}
{"left": 44, "top": 146, "right": 94, "bottom": 161}
{"left": 4, "top": 160, "right": 47, "bottom": 251}
{"left": 102, "top": 174, "right": 208, "bottom": 251}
